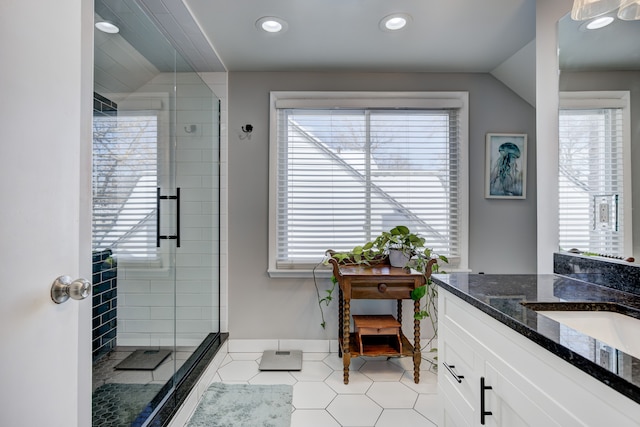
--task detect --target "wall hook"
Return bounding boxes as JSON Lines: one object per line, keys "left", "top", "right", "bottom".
{"left": 240, "top": 124, "right": 253, "bottom": 140}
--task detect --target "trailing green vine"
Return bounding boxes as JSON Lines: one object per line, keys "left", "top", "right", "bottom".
{"left": 313, "top": 263, "right": 337, "bottom": 329}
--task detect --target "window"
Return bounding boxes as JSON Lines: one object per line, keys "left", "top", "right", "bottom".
{"left": 269, "top": 91, "right": 468, "bottom": 276}
{"left": 93, "top": 111, "right": 159, "bottom": 260}
{"left": 92, "top": 95, "right": 169, "bottom": 264}
{"left": 558, "top": 91, "right": 632, "bottom": 257}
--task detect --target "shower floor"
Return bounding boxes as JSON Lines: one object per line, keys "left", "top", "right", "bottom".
{"left": 92, "top": 346, "right": 197, "bottom": 426}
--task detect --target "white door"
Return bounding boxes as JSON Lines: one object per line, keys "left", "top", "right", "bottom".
{"left": 0, "top": 1, "right": 93, "bottom": 426}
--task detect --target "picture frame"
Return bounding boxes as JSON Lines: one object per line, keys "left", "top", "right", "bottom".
{"left": 485, "top": 133, "right": 527, "bottom": 199}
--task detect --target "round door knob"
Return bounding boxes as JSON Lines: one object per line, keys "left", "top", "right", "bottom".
{"left": 51, "top": 276, "right": 91, "bottom": 304}
{"left": 377, "top": 283, "right": 388, "bottom": 293}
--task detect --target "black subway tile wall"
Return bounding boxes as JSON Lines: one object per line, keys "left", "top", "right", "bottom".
{"left": 94, "top": 92, "right": 117, "bottom": 113}
{"left": 92, "top": 92, "right": 119, "bottom": 362}
{"left": 92, "top": 248, "right": 117, "bottom": 362}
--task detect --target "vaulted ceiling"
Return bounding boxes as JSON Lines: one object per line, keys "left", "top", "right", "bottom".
{"left": 93, "top": 0, "right": 640, "bottom": 108}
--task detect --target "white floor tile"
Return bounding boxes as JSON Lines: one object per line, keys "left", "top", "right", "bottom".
{"left": 292, "top": 382, "right": 337, "bottom": 409}
{"left": 375, "top": 409, "right": 436, "bottom": 427}
{"left": 366, "top": 382, "right": 418, "bottom": 408}
{"left": 228, "top": 352, "right": 262, "bottom": 361}
{"left": 400, "top": 369, "right": 439, "bottom": 394}
{"left": 388, "top": 355, "right": 414, "bottom": 370}
{"left": 291, "top": 409, "right": 341, "bottom": 427}
{"left": 302, "top": 352, "right": 330, "bottom": 361}
{"left": 291, "top": 361, "right": 334, "bottom": 381}
{"left": 327, "top": 395, "right": 382, "bottom": 426}
{"left": 358, "top": 360, "right": 405, "bottom": 381}
{"left": 216, "top": 360, "right": 259, "bottom": 381}
{"left": 414, "top": 393, "right": 443, "bottom": 426}
{"left": 324, "top": 371, "right": 373, "bottom": 394}
{"left": 219, "top": 354, "right": 233, "bottom": 366}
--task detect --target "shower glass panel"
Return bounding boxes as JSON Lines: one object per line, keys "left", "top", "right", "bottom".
{"left": 92, "top": 0, "right": 220, "bottom": 425}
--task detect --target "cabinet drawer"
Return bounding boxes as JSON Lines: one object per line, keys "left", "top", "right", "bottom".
{"left": 439, "top": 323, "right": 479, "bottom": 419}
{"left": 350, "top": 280, "right": 415, "bottom": 299}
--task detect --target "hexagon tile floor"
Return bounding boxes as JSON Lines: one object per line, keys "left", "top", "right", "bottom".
{"left": 199, "top": 352, "right": 441, "bottom": 427}
{"left": 92, "top": 383, "right": 163, "bottom": 426}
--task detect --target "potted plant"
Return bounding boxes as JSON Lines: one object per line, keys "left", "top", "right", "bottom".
{"left": 371, "top": 225, "right": 427, "bottom": 267}
{"left": 314, "top": 226, "right": 447, "bottom": 367}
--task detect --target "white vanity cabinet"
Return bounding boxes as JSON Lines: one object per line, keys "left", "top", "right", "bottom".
{"left": 438, "top": 288, "right": 640, "bottom": 427}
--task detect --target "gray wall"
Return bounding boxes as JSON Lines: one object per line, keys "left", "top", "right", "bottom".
{"left": 560, "top": 71, "right": 640, "bottom": 260}
{"left": 227, "top": 72, "right": 536, "bottom": 339}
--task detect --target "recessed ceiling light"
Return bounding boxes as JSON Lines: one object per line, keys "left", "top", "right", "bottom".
{"left": 585, "top": 16, "right": 615, "bottom": 29}
{"left": 380, "top": 13, "right": 411, "bottom": 32}
{"left": 256, "top": 16, "right": 288, "bottom": 33}
{"left": 95, "top": 21, "right": 120, "bottom": 34}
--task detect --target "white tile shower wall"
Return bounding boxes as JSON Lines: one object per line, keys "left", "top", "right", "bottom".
{"left": 116, "top": 71, "right": 225, "bottom": 347}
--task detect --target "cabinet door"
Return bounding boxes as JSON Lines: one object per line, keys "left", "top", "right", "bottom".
{"left": 483, "top": 361, "right": 564, "bottom": 427}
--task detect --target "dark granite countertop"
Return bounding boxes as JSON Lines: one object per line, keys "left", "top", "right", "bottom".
{"left": 432, "top": 273, "right": 640, "bottom": 405}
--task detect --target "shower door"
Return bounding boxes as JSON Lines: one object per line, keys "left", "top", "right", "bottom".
{"left": 92, "top": 0, "right": 220, "bottom": 424}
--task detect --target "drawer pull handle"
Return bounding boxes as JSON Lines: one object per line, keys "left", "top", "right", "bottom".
{"left": 480, "top": 376, "right": 493, "bottom": 425}
{"left": 377, "top": 283, "right": 388, "bottom": 293}
{"left": 443, "top": 363, "right": 464, "bottom": 383}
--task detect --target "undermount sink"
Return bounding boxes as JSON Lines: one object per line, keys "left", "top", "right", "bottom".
{"left": 521, "top": 302, "right": 640, "bottom": 360}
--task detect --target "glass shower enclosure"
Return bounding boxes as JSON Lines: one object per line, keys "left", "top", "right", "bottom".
{"left": 91, "top": 0, "right": 221, "bottom": 425}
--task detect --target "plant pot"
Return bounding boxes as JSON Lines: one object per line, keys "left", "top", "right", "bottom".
{"left": 389, "top": 249, "right": 411, "bottom": 267}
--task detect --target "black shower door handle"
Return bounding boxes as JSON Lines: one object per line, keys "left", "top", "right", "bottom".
{"left": 157, "top": 187, "right": 181, "bottom": 247}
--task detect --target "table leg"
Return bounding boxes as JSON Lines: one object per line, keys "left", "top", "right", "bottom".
{"left": 343, "top": 297, "right": 351, "bottom": 384}
{"left": 413, "top": 299, "right": 421, "bottom": 383}
{"left": 338, "top": 289, "right": 344, "bottom": 358}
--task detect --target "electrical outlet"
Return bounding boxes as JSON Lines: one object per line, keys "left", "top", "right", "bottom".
{"left": 598, "top": 202, "right": 609, "bottom": 223}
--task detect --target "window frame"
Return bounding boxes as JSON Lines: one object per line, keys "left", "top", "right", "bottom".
{"left": 268, "top": 91, "right": 469, "bottom": 278}
{"left": 92, "top": 92, "right": 172, "bottom": 272}
{"left": 558, "top": 90, "right": 633, "bottom": 257}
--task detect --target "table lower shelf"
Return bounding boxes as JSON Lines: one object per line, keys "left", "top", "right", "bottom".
{"left": 339, "top": 333, "right": 417, "bottom": 357}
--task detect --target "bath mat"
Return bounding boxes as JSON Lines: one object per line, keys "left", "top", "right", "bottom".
{"left": 92, "top": 383, "right": 163, "bottom": 427}
{"left": 187, "top": 383, "right": 293, "bottom": 427}
{"left": 115, "top": 349, "right": 171, "bottom": 370}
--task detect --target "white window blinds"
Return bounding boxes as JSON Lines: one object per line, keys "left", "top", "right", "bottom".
{"left": 273, "top": 106, "right": 462, "bottom": 270}
{"left": 558, "top": 106, "right": 626, "bottom": 256}
{"left": 92, "top": 111, "right": 159, "bottom": 259}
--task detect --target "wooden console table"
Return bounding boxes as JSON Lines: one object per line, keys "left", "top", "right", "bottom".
{"left": 327, "top": 257, "right": 434, "bottom": 384}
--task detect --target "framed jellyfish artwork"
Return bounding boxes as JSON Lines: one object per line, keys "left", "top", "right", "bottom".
{"left": 485, "top": 133, "right": 527, "bottom": 199}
